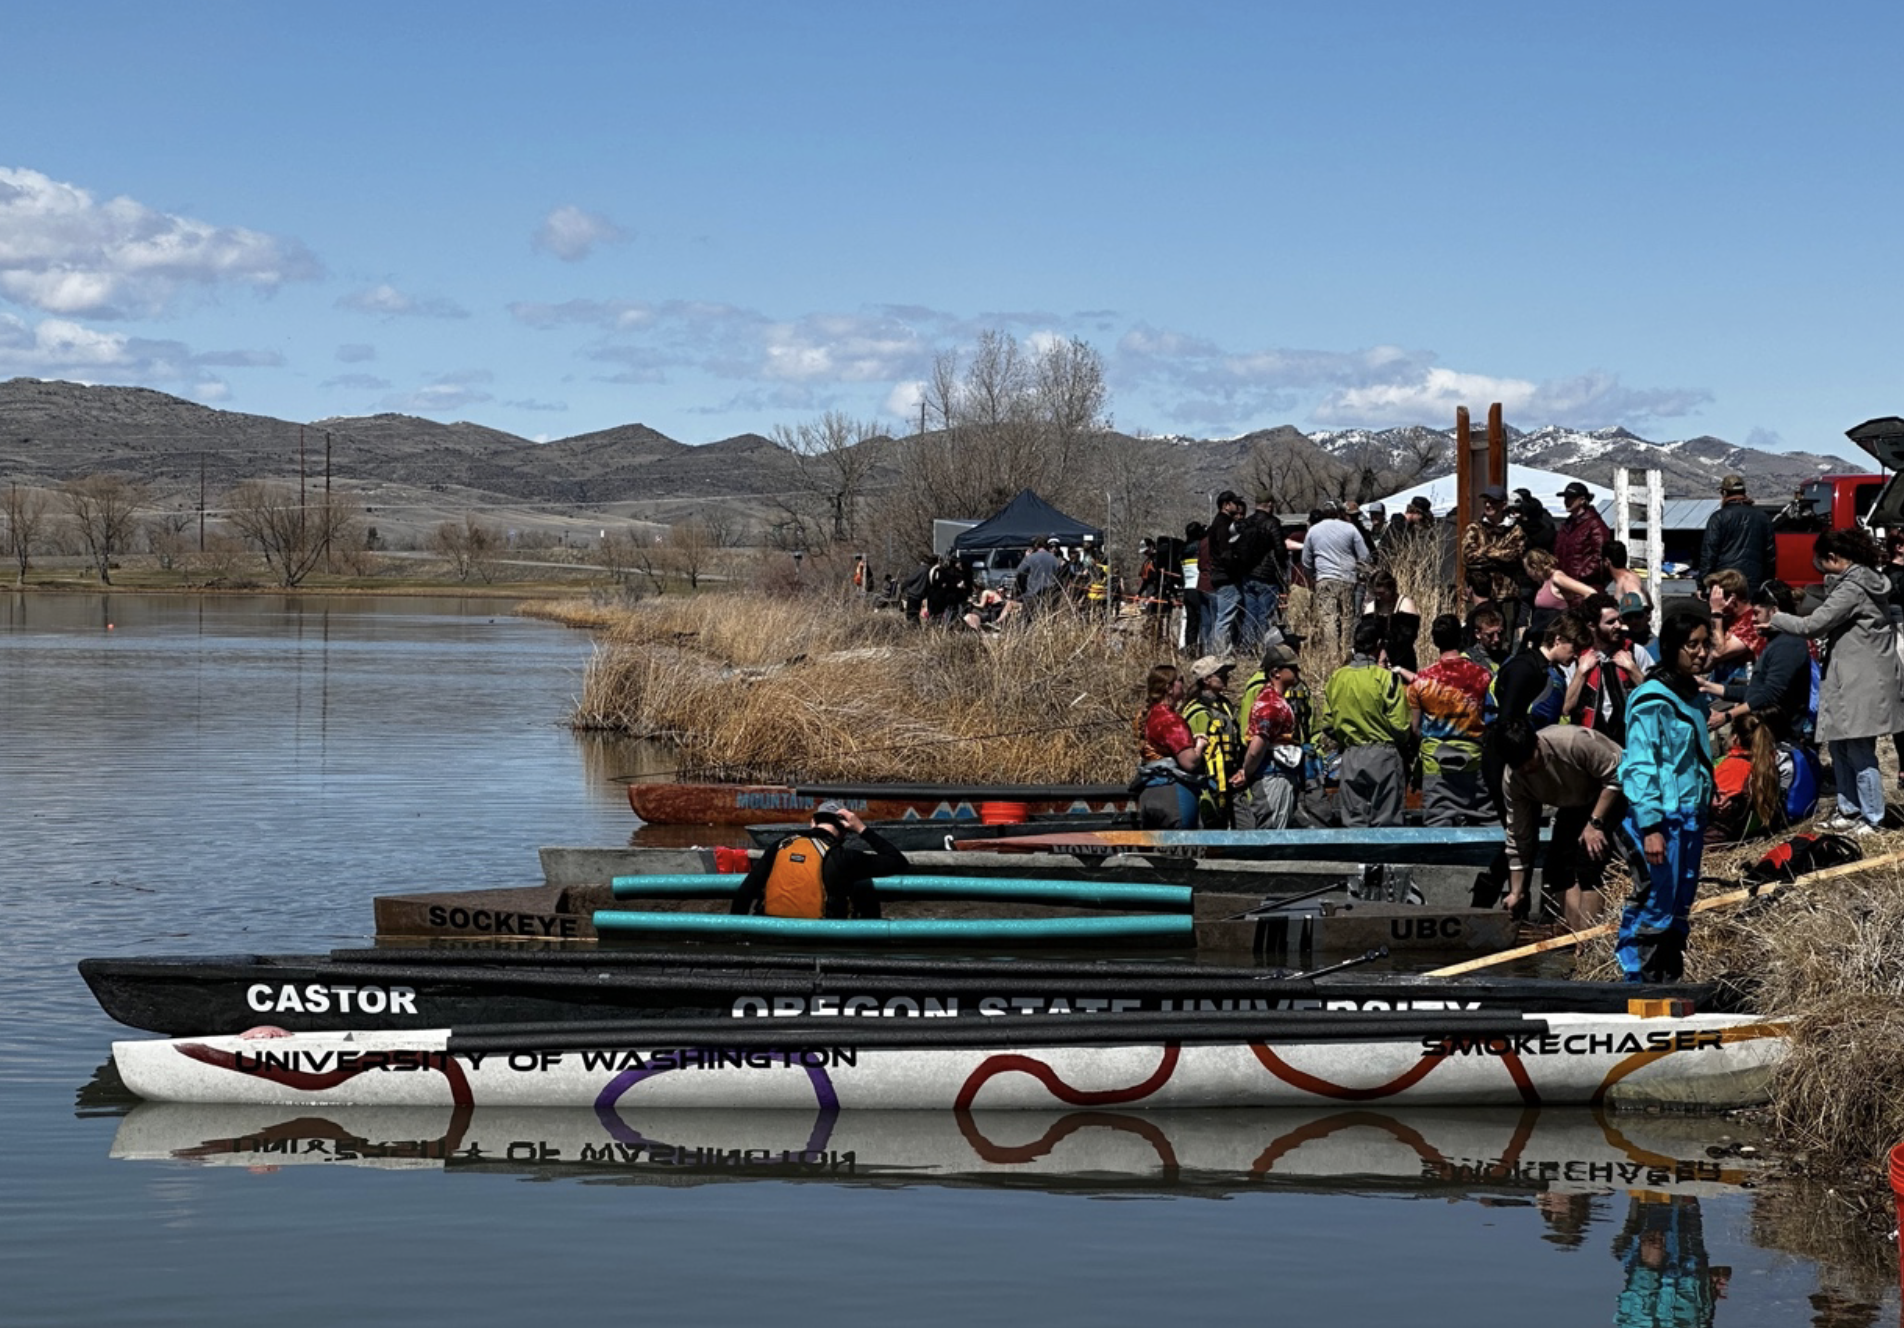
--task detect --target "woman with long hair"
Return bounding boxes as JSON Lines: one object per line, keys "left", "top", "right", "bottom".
{"left": 1132, "top": 663, "right": 1209, "bottom": 828}
{"left": 1767, "top": 527, "right": 1904, "bottom": 834}
{"left": 1614, "top": 602, "right": 1716, "bottom": 982}
{"left": 1361, "top": 567, "right": 1421, "bottom": 677}
{"left": 1707, "top": 709, "right": 1818, "bottom": 844}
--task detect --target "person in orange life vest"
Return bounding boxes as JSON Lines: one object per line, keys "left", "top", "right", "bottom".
{"left": 729, "top": 800, "right": 908, "bottom": 920}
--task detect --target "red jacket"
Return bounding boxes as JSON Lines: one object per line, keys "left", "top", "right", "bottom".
{"left": 1555, "top": 507, "right": 1611, "bottom": 584}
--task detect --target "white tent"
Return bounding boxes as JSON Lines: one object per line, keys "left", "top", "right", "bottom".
{"left": 1368, "top": 465, "right": 1610, "bottom": 518}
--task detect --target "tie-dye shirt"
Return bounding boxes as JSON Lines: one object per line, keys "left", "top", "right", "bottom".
{"left": 1406, "top": 655, "right": 1493, "bottom": 775}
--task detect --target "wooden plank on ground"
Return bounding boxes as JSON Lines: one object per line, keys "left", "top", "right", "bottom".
{"left": 1425, "top": 847, "right": 1904, "bottom": 977}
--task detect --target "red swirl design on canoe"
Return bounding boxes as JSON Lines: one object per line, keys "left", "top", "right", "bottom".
{"left": 1249, "top": 1042, "right": 1540, "bottom": 1106}
{"left": 954, "top": 1044, "right": 1180, "bottom": 1112}
{"left": 174, "top": 1042, "right": 474, "bottom": 1106}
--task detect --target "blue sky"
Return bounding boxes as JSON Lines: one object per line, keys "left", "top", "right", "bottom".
{"left": 2, "top": 1, "right": 1897, "bottom": 453}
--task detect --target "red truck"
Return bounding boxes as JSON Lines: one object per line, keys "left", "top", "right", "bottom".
{"left": 1769, "top": 472, "right": 1888, "bottom": 587}
{"left": 1753, "top": 416, "right": 1903, "bottom": 586}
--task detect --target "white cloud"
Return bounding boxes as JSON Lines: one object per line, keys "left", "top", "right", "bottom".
{"left": 1111, "top": 321, "right": 1706, "bottom": 433}
{"left": 337, "top": 283, "right": 468, "bottom": 319}
{"left": 884, "top": 380, "right": 926, "bottom": 420}
{"left": 0, "top": 312, "right": 250, "bottom": 398}
{"left": 532, "top": 205, "right": 628, "bottom": 262}
{"left": 336, "top": 342, "right": 376, "bottom": 363}
{"left": 377, "top": 371, "right": 494, "bottom": 414}
{"left": 1312, "top": 368, "right": 1710, "bottom": 430}
{"left": 321, "top": 372, "right": 392, "bottom": 390}
{"left": 0, "top": 166, "right": 320, "bottom": 318}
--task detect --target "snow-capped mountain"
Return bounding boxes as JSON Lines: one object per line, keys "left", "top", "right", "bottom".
{"left": 1308, "top": 423, "right": 1863, "bottom": 495}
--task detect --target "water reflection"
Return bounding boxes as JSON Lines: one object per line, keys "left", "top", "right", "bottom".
{"left": 106, "top": 1101, "right": 1767, "bottom": 1198}
{"left": 1614, "top": 1195, "right": 1728, "bottom": 1327}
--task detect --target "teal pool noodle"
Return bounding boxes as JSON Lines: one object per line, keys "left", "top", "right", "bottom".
{"left": 591, "top": 911, "right": 1193, "bottom": 943}
{"left": 610, "top": 874, "right": 1191, "bottom": 910}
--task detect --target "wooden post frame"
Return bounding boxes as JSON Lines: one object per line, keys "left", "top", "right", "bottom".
{"left": 1452, "top": 403, "right": 1507, "bottom": 591}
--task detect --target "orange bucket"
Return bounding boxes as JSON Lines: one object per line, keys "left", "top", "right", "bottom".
{"left": 979, "top": 800, "right": 1028, "bottom": 825}
{"left": 1891, "top": 1141, "right": 1904, "bottom": 1299}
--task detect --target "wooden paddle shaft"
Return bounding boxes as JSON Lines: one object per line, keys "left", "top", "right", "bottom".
{"left": 1425, "top": 847, "right": 1904, "bottom": 978}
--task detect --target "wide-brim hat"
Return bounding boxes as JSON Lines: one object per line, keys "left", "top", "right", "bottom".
{"left": 1190, "top": 654, "right": 1234, "bottom": 682}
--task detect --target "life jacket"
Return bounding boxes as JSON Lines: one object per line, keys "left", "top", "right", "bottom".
{"left": 762, "top": 834, "right": 831, "bottom": 918}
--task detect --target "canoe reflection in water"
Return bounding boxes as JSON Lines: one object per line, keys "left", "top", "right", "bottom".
{"left": 107, "top": 1098, "right": 1765, "bottom": 1201}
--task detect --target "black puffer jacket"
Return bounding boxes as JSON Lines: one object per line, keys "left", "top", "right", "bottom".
{"left": 1697, "top": 499, "right": 1776, "bottom": 587}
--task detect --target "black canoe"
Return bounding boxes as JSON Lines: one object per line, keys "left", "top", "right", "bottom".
{"left": 77, "top": 948, "right": 1731, "bottom": 1036}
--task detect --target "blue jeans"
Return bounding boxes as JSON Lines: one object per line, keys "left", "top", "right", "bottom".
{"left": 1239, "top": 579, "right": 1280, "bottom": 650}
{"left": 1828, "top": 735, "right": 1885, "bottom": 825}
{"left": 1209, "top": 584, "right": 1241, "bottom": 654}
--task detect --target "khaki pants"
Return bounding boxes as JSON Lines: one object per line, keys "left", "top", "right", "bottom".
{"left": 1313, "top": 578, "right": 1357, "bottom": 666}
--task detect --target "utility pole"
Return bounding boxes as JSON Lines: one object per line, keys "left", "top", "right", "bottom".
{"left": 198, "top": 455, "right": 206, "bottom": 552}
{"left": 298, "top": 424, "right": 307, "bottom": 551}
{"left": 918, "top": 399, "right": 926, "bottom": 436}
{"left": 323, "top": 430, "right": 333, "bottom": 565}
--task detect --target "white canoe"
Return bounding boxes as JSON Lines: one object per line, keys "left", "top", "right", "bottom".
{"left": 108, "top": 1101, "right": 1770, "bottom": 1197}
{"left": 112, "top": 1011, "right": 1786, "bottom": 1111}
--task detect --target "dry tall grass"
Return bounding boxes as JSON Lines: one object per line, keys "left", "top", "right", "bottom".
{"left": 548, "top": 589, "right": 1167, "bottom": 784}
{"left": 1574, "top": 828, "right": 1904, "bottom": 1195}
{"left": 1278, "top": 529, "right": 1459, "bottom": 684}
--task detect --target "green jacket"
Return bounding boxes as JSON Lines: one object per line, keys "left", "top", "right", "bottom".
{"left": 1323, "top": 657, "right": 1409, "bottom": 748}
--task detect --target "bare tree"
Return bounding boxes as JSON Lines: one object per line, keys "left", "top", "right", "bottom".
{"left": 659, "top": 517, "right": 718, "bottom": 589}
{"left": 146, "top": 508, "right": 193, "bottom": 571}
{"left": 3, "top": 482, "right": 52, "bottom": 585}
{"left": 596, "top": 527, "right": 664, "bottom": 593}
{"left": 768, "top": 411, "right": 888, "bottom": 550}
{"left": 222, "top": 480, "right": 358, "bottom": 587}
{"left": 428, "top": 515, "right": 501, "bottom": 583}
{"left": 62, "top": 474, "right": 148, "bottom": 584}
{"left": 890, "top": 330, "right": 1114, "bottom": 545}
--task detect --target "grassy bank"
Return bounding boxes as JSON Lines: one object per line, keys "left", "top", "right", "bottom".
{"left": 537, "top": 590, "right": 1169, "bottom": 784}
{"left": 1575, "top": 831, "right": 1904, "bottom": 1213}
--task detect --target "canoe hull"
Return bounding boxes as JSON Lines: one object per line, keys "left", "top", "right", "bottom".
{"left": 78, "top": 952, "right": 1719, "bottom": 1036}
{"left": 111, "top": 1012, "right": 1787, "bottom": 1110}
{"left": 373, "top": 885, "right": 1514, "bottom": 957}
{"left": 624, "top": 781, "right": 1134, "bottom": 823}
{"left": 629, "top": 782, "right": 1136, "bottom": 826}
{"left": 956, "top": 827, "right": 1509, "bottom": 866}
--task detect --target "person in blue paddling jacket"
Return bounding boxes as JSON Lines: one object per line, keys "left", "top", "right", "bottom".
{"left": 730, "top": 800, "right": 908, "bottom": 920}
{"left": 1614, "top": 602, "right": 1716, "bottom": 983}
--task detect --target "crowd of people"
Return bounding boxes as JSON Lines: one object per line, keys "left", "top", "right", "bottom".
{"left": 897, "top": 533, "right": 1113, "bottom": 629}
{"left": 1134, "top": 472, "right": 1904, "bottom": 984}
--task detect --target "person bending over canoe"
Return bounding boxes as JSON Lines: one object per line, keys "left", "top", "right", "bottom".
{"left": 730, "top": 800, "right": 908, "bottom": 920}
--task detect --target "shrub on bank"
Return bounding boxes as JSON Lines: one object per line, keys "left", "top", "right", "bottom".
{"left": 549, "top": 589, "right": 1158, "bottom": 784}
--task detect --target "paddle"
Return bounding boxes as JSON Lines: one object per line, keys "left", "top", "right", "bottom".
{"left": 1290, "top": 946, "right": 1389, "bottom": 980}
{"left": 1220, "top": 875, "right": 1359, "bottom": 921}
{"left": 1425, "top": 847, "right": 1904, "bottom": 977}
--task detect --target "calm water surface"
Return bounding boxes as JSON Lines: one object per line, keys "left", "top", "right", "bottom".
{"left": 1, "top": 594, "right": 1893, "bottom": 1327}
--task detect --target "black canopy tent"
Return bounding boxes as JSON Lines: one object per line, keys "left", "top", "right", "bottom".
{"left": 949, "top": 489, "right": 1103, "bottom": 553}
